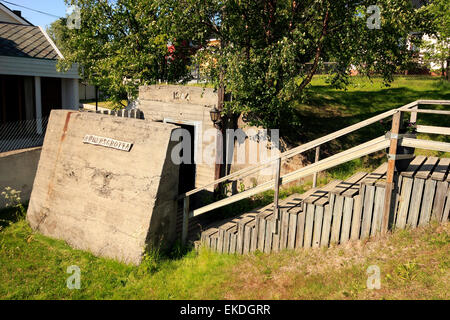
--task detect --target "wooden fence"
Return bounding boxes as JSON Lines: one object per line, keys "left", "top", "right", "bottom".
{"left": 181, "top": 100, "right": 450, "bottom": 245}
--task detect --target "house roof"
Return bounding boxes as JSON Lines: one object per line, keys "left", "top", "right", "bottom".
{"left": 0, "top": 22, "right": 62, "bottom": 60}
{"left": 0, "top": 3, "right": 33, "bottom": 25}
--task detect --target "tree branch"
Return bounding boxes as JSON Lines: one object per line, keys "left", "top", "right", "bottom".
{"left": 298, "top": 7, "right": 330, "bottom": 92}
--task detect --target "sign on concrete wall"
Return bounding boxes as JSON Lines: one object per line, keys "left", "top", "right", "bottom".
{"left": 27, "top": 110, "right": 179, "bottom": 265}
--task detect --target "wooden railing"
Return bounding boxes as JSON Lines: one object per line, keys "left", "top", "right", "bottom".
{"left": 181, "top": 100, "right": 450, "bottom": 244}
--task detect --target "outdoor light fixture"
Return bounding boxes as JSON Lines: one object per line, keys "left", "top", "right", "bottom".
{"left": 209, "top": 105, "right": 222, "bottom": 128}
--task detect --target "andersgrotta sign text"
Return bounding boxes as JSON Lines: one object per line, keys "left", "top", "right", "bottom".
{"left": 83, "top": 135, "right": 133, "bottom": 152}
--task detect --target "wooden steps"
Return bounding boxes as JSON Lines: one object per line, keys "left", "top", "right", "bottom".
{"left": 200, "top": 157, "right": 450, "bottom": 254}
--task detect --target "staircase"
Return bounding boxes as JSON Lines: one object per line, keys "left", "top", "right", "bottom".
{"left": 200, "top": 156, "right": 450, "bottom": 254}
{"left": 178, "top": 100, "right": 450, "bottom": 252}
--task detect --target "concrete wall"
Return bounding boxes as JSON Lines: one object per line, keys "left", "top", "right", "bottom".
{"left": 139, "top": 85, "right": 218, "bottom": 189}
{"left": 0, "top": 147, "right": 41, "bottom": 208}
{"left": 138, "top": 85, "right": 282, "bottom": 191}
{"left": 79, "top": 83, "right": 97, "bottom": 101}
{"left": 27, "top": 110, "right": 179, "bottom": 265}
{"left": 61, "top": 78, "right": 80, "bottom": 109}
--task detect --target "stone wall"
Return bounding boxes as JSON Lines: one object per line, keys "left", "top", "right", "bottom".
{"left": 139, "top": 85, "right": 218, "bottom": 190}
{"left": 27, "top": 110, "right": 179, "bottom": 265}
{"left": 0, "top": 147, "right": 41, "bottom": 208}
{"left": 138, "top": 85, "right": 282, "bottom": 192}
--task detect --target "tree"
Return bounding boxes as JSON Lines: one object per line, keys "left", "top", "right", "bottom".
{"left": 56, "top": 0, "right": 193, "bottom": 105}
{"left": 169, "top": 0, "right": 424, "bottom": 130}
{"left": 418, "top": 0, "right": 449, "bottom": 80}
{"left": 58, "top": 0, "right": 430, "bottom": 129}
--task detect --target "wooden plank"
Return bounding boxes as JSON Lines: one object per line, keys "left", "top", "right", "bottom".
{"left": 221, "top": 223, "right": 237, "bottom": 254}
{"left": 401, "top": 156, "right": 427, "bottom": 178}
{"left": 312, "top": 206, "right": 324, "bottom": 248}
{"left": 351, "top": 194, "right": 363, "bottom": 240}
{"left": 314, "top": 180, "right": 343, "bottom": 206}
{"left": 419, "top": 179, "right": 437, "bottom": 226}
{"left": 431, "top": 158, "right": 450, "bottom": 181}
{"left": 229, "top": 230, "right": 237, "bottom": 254}
{"left": 303, "top": 204, "right": 315, "bottom": 248}
{"left": 407, "top": 178, "right": 425, "bottom": 228}
{"left": 442, "top": 188, "right": 450, "bottom": 222}
{"left": 257, "top": 213, "right": 271, "bottom": 252}
{"left": 251, "top": 218, "right": 259, "bottom": 252}
{"left": 279, "top": 193, "right": 304, "bottom": 210}
{"left": 287, "top": 212, "right": 298, "bottom": 249}
{"left": 340, "top": 197, "right": 354, "bottom": 243}
{"left": 371, "top": 186, "right": 386, "bottom": 236}
{"left": 383, "top": 110, "right": 402, "bottom": 236}
{"left": 223, "top": 230, "right": 232, "bottom": 254}
{"left": 361, "top": 185, "right": 375, "bottom": 239}
{"left": 237, "top": 217, "right": 254, "bottom": 254}
{"left": 320, "top": 197, "right": 334, "bottom": 247}
{"left": 243, "top": 222, "right": 254, "bottom": 254}
{"left": 279, "top": 210, "right": 290, "bottom": 250}
{"left": 396, "top": 177, "right": 414, "bottom": 229}
{"left": 391, "top": 174, "right": 403, "bottom": 228}
{"left": 211, "top": 235, "right": 218, "bottom": 251}
{"left": 362, "top": 163, "right": 388, "bottom": 186}
{"left": 330, "top": 195, "right": 344, "bottom": 244}
{"left": 313, "top": 146, "right": 320, "bottom": 188}
{"left": 416, "top": 125, "right": 450, "bottom": 136}
{"left": 298, "top": 187, "right": 320, "bottom": 211}
{"left": 432, "top": 182, "right": 449, "bottom": 221}
{"left": 331, "top": 172, "right": 368, "bottom": 196}
{"left": 400, "top": 139, "right": 450, "bottom": 153}
{"left": 264, "top": 217, "right": 275, "bottom": 253}
{"left": 272, "top": 230, "right": 280, "bottom": 253}
{"left": 342, "top": 173, "right": 368, "bottom": 197}
{"left": 415, "top": 157, "right": 439, "bottom": 180}
{"left": 295, "top": 211, "right": 306, "bottom": 248}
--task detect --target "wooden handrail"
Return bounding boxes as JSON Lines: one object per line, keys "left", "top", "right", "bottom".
{"left": 400, "top": 138, "right": 450, "bottom": 153}
{"left": 180, "top": 100, "right": 423, "bottom": 199}
{"left": 181, "top": 100, "right": 450, "bottom": 244}
{"left": 191, "top": 136, "right": 389, "bottom": 217}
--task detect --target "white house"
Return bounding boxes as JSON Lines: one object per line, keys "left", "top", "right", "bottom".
{"left": 0, "top": 2, "right": 79, "bottom": 149}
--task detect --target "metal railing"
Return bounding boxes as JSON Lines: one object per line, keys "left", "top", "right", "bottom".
{"left": 180, "top": 100, "right": 450, "bottom": 244}
{"left": 0, "top": 117, "right": 49, "bottom": 153}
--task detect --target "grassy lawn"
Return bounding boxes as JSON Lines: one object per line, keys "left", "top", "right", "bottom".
{"left": 81, "top": 100, "right": 128, "bottom": 110}
{"left": 1, "top": 215, "right": 448, "bottom": 300}
{"left": 1, "top": 75, "right": 449, "bottom": 300}
{"left": 293, "top": 76, "right": 450, "bottom": 180}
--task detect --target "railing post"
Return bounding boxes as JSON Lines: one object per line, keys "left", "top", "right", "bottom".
{"left": 312, "top": 146, "right": 320, "bottom": 188}
{"left": 272, "top": 157, "right": 282, "bottom": 233}
{"left": 273, "top": 157, "right": 281, "bottom": 216}
{"left": 410, "top": 104, "right": 418, "bottom": 124}
{"left": 382, "top": 111, "right": 403, "bottom": 234}
{"left": 182, "top": 196, "right": 190, "bottom": 245}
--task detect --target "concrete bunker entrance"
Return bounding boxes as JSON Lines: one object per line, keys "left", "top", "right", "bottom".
{"left": 163, "top": 118, "right": 199, "bottom": 195}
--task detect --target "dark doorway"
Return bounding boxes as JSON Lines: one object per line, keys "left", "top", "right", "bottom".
{"left": 41, "top": 77, "right": 62, "bottom": 117}
{"left": 176, "top": 124, "right": 196, "bottom": 195}
{"left": 0, "top": 75, "right": 27, "bottom": 124}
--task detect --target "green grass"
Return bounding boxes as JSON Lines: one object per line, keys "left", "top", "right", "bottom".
{"left": 1, "top": 215, "right": 448, "bottom": 300}
{"left": 81, "top": 100, "right": 128, "bottom": 110}
{"left": 1, "top": 75, "right": 449, "bottom": 300}
{"left": 293, "top": 75, "right": 450, "bottom": 179}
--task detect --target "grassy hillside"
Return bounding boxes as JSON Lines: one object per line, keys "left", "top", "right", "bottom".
{"left": 1, "top": 75, "right": 449, "bottom": 300}
{"left": 0, "top": 216, "right": 448, "bottom": 300}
